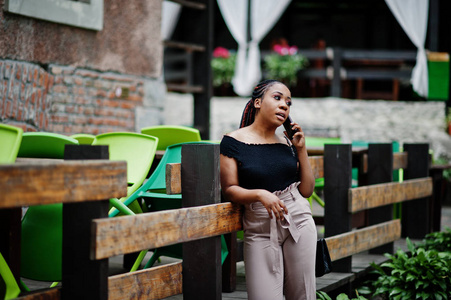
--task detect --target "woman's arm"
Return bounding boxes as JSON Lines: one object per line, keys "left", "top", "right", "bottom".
{"left": 289, "top": 126, "right": 315, "bottom": 198}
{"left": 220, "top": 154, "right": 287, "bottom": 220}
{"left": 296, "top": 146, "right": 315, "bottom": 198}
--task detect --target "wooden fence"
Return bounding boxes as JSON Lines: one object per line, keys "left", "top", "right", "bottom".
{"left": 0, "top": 142, "right": 437, "bottom": 299}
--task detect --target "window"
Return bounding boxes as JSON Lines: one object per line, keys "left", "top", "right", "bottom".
{"left": 5, "top": 0, "right": 103, "bottom": 31}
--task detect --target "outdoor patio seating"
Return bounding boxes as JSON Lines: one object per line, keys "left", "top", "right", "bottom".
{"left": 92, "top": 132, "right": 159, "bottom": 216}
{"left": 0, "top": 252, "right": 20, "bottom": 300}
{"left": 19, "top": 132, "right": 80, "bottom": 285}
{"left": 70, "top": 133, "right": 95, "bottom": 145}
{"left": 0, "top": 124, "right": 23, "bottom": 164}
{"left": 141, "top": 125, "right": 201, "bottom": 151}
{"left": 17, "top": 132, "right": 79, "bottom": 159}
{"left": 123, "top": 141, "right": 228, "bottom": 270}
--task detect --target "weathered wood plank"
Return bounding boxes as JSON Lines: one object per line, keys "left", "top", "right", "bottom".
{"left": 166, "top": 156, "right": 324, "bottom": 195}
{"left": 92, "top": 202, "right": 243, "bottom": 259}
{"left": 325, "top": 219, "right": 401, "bottom": 261}
{"left": 348, "top": 177, "right": 433, "bottom": 213}
{"left": 0, "top": 160, "right": 127, "bottom": 208}
{"left": 309, "top": 156, "right": 324, "bottom": 179}
{"left": 357, "top": 152, "right": 408, "bottom": 176}
{"left": 393, "top": 152, "right": 408, "bottom": 170}
{"left": 108, "top": 262, "right": 182, "bottom": 300}
{"left": 166, "top": 163, "right": 181, "bottom": 194}
{"left": 16, "top": 288, "right": 61, "bottom": 300}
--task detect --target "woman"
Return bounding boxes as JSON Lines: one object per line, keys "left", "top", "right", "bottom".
{"left": 220, "top": 79, "right": 317, "bottom": 300}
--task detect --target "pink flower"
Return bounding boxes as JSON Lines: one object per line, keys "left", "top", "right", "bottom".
{"left": 273, "top": 44, "right": 284, "bottom": 55}
{"left": 272, "top": 44, "right": 299, "bottom": 56}
{"left": 213, "top": 47, "right": 230, "bottom": 58}
{"left": 288, "top": 46, "right": 298, "bottom": 55}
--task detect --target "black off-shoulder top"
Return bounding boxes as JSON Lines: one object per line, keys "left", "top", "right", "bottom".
{"left": 220, "top": 135, "right": 299, "bottom": 192}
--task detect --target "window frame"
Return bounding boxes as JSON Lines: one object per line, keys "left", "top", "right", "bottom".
{"left": 5, "top": 0, "right": 103, "bottom": 31}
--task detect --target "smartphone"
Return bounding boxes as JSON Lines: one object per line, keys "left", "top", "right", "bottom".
{"left": 283, "top": 115, "right": 299, "bottom": 140}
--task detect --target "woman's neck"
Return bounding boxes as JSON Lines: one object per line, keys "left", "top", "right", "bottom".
{"left": 247, "top": 123, "right": 280, "bottom": 143}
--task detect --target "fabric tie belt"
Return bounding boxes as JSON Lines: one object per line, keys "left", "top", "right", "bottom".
{"left": 248, "top": 182, "right": 303, "bottom": 273}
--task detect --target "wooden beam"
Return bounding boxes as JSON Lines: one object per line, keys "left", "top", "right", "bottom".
{"left": 0, "top": 160, "right": 127, "bottom": 209}
{"left": 108, "top": 262, "right": 182, "bottom": 300}
{"left": 168, "top": 0, "right": 206, "bottom": 10}
{"left": 165, "top": 156, "right": 324, "bottom": 195}
{"left": 166, "top": 163, "right": 181, "bottom": 194}
{"left": 163, "top": 41, "right": 205, "bottom": 52}
{"left": 16, "top": 288, "right": 61, "bottom": 300}
{"left": 348, "top": 177, "right": 433, "bottom": 213}
{"left": 310, "top": 156, "right": 324, "bottom": 179}
{"left": 325, "top": 220, "right": 401, "bottom": 261}
{"left": 357, "top": 152, "right": 408, "bottom": 175}
{"left": 92, "top": 202, "right": 243, "bottom": 259}
{"left": 393, "top": 152, "right": 408, "bottom": 170}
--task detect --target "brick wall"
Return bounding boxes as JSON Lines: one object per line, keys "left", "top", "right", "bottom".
{"left": 1, "top": 59, "right": 162, "bottom": 135}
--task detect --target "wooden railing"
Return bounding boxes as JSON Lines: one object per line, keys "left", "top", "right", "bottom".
{"left": 1, "top": 142, "right": 436, "bottom": 299}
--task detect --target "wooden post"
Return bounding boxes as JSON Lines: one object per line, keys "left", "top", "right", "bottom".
{"left": 401, "top": 144, "right": 430, "bottom": 238}
{"left": 181, "top": 144, "right": 222, "bottom": 299}
{"left": 429, "top": 165, "right": 448, "bottom": 232}
{"left": 0, "top": 208, "right": 21, "bottom": 283}
{"left": 324, "top": 144, "right": 352, "bottom": 272}
{"left": 367, "top": 143, "right": 394, "bottom": 254}
{"left": 192, "top": 0, "right": 214, "bottom": 139}
{"left": 222, "top": 231, "right": 237, "bottom": 292}
{"left": 222, "top": 189, "right": 237, "bottom": 292}
{"left": 62, "top": 145, "right": 110, "bottom": 300}
{"left": 331, "top": 47, "right": 342, "bottom": 97}
{"left": 352, "top": 148, "right": 368, "bottom": 228}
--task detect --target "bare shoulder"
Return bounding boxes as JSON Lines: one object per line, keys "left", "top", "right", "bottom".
{"left": 226, "top": 128, "right": 249, "bottom": 140}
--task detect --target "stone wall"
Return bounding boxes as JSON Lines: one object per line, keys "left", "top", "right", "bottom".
{"left": 164, "top": 93, "right": 451, "bottom": 161}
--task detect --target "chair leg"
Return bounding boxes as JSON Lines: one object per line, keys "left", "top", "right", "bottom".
{"left": 144, "top": 250, "right": 160, "bottom": 269}
{"left": 109, "top": 199, "right": 135, "bottom": 216}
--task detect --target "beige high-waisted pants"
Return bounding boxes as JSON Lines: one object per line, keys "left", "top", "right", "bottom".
{"left": 243, "top": 182, "right": 317, "bottom": 300}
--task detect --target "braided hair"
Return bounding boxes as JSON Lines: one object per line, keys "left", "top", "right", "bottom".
{"left": 239, "top": 79, "right": 281, "bottom": 128}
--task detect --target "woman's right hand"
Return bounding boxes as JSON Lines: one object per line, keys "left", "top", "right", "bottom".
{"left": 258, "top": 190, "right": 288, "bottom": 220}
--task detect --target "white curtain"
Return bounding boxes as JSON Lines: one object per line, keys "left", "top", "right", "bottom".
{"left": 161, "top": 0, "right": 182, "bottom": 40}
{"left": 218, "top": 0, "right": 291, "bottom": 96}
{"left": 385, "top": 0, "right": 429, "bottom": 97}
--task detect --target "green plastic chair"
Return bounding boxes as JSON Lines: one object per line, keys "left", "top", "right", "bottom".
{"left": 20, "top": 132, "right": 159, "bottom": 283}
{"left": 124, "top": 142, "right": 228, "bottom": 270}
{"left": 92, "top": 132, "right": 159, "bottom": 216}
{"left": 21, "top": 204, "right": 62, "bottom": 282}
{"left": 70, "top": 133, "right": 95, "bottom": 145}
{"left": 18, "top": 132, "right": 78, "bottom": 283}
{"left": 0, "top": 252, "right": 21, "bottom": 299}
{"left": 141, "top": 125, "right": 201, "bottom": 151}
{"left": 17, "top": 132, "right": 79, "bottom": 159}
{"left": 305, "top": 136, "right": 341, "bottom": 149}
{"left": 0, "top": 124, "right": 23, "bottom": 164}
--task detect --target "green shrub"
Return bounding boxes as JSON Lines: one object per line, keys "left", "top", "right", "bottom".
{"left": 415, "top": 227, "right": 451, "bottom": 252}
{"left": 370, "top": 238, "right": 451, "bottom": 300}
